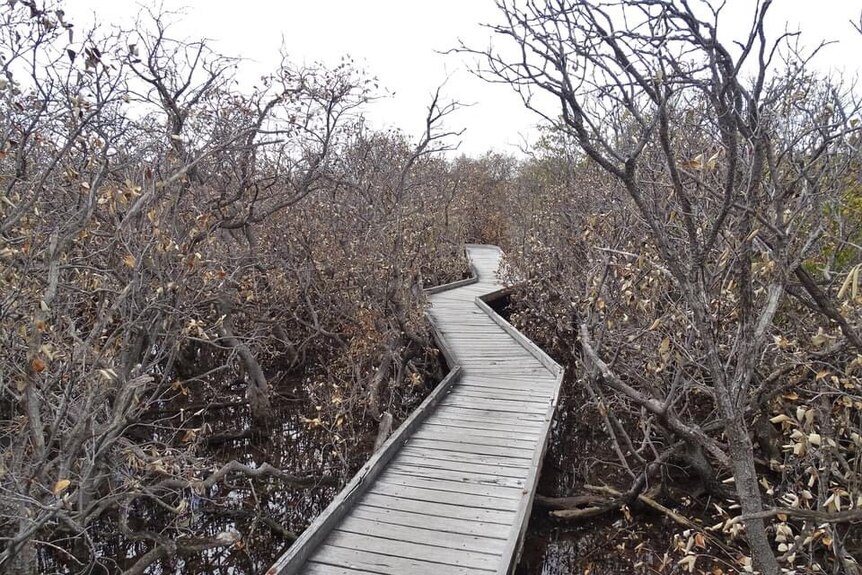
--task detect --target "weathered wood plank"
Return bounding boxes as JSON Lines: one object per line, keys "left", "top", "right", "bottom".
{"left": 456, "top": 379, "right": 555, "bottom": 392}
{"left": 369, "top": 482, "right": 521, "bottom": 512}
{"left": 325, "top": 531, "right": 500, "bottom": 570}
{"left": 303, "top": 561, "right": 380, "bottom": 574}
{"left": 386, "top": 463, "right": 527, "bottom": 489}
{"left": 310, "top": 545, "right": 492, "bottom": 575}
{"left": 422, "top": 419, "right": 542, "bottom": 438}
{"left": 439, "top": 397, "right": 550, "bottom": 415}
{"left": 459, "top": 374, "right": 556, "bottom": 384}
{"left": 404, "top": 437, "right": 535, "bottom": 460}
{"left": 376, "top": 470, "right": 524, "bottom": 500}
{"left": 394, "top": 452, "right": 531, "bottom": 478}
{"left": 349, "top": 505, "right": 511, "bottom": 539}
{"left": 339, "top": 515, "right": 508, "bottom": 554}
{"left": 413, "top": 427, "right": 536, "bottom": 448}
{"left": 360, "top": 492, "right": 515, "bottom": 524}
{"left": 433, "top": 403, "right": 547, "bottom": 420}
{"left": 421, "top": 421, "right": 540, "bottom": 441}
{"left": 428, "top": 409, "right": 545, "bottom": 431}
{"left": 436, "top": 401, "right": 549, "bottom": 418}
{"left": 446, "top": 389, "right": 552, "bottom": 406}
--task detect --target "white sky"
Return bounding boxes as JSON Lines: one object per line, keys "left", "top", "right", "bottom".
{"left": 64, "top": 0, "right": 862, "bottom": 157}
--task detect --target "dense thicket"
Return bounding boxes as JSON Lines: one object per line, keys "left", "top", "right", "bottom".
{"left": 4, "top": 1, "right": 862, "bottom": 574}
{"left": 0, "top": 3, "right": 471, "bottom": 572}
{"left": 469, "top": 1, "right": 862, "bottom": 573}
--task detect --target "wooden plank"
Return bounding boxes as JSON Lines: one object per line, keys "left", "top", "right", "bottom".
{"left": 449, "top": 388, "right": 552, "bottom": 405}
{"left": 360, "top": 492, "right": 515, "bottom": 524}
{"left": 427, "top": 410, "right": 544, "bottom": 428}
{"left": 447, "top": 382, "right": 553, "bottom": 395}
{"left": 376, "top": 470, "right": 524, "bottom": 500}
{"left": 405, "top": 437, "right": 535, "bottom": 460}
{"left": 439, "top": 397, "right": 550, "bottom": 415}
{"left": 386, "top": 463, "right": 527, "bottom": 489}
{"left": 442, "top": 336, "right": 524, "bottom": 345}
{"left": 303, "top": 561, "right": 380, "bottom": 574}
{"left": 460, "top": 374, "right": 556, "bottom": 384}
{"left": 437, "top": 400, "right": 549, "bottom": 418}
{"left": 413, "top": 427, "right": 536, "bottom": 450}
{"left": 310, "top": 545, "right": 491, "bottom": 575}
{"left": 369, "top": 482, "right": 520, "bottom": 512}
{"left": 451, "top": 390, "right": 553, "bottom": 402}
{"left": 425, "top": 415, "right": 543, "bottom": 435}
{"left": 434, "top": 401, "right": 548, "bottom": 417}
{"left": 456, "top": 380, "right": 555, "bottom": 393}
{"left": 395, "top": 451, "right": 531, "bottom": 478}
{"left": 413, "top": 432, "right": 538, "bottom": 454}
{"left": 456, "top": 367, "right": 548, "bottom": 376}
{"left": 431, "top": 406, "right": 546, "bottom": 428}
{"left": 456, "top": 357, "right": 539, "bottom": 364}
{"left": 421, "top": 421, "right": 540, "bottom": 441}
{"left": 350, "top": 505, "right": 511, "bottom": 540}
{"left": 336, "top": 517, "right": 507, "bottom": 555}
{"left": 450, "top": 392, "right": 550, "bottom": 407}
{"left": 324, "top": 531, "right": 500, "bottom": 570}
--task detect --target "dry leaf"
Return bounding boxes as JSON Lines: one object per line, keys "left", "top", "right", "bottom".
{"left": 53, "top": 479, "right": 71, "bottom": 496}
{"left": 31, "top": 357, "right": 47, "bottom": 373}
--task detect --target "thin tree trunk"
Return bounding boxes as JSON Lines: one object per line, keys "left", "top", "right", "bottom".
{"left": 217, "top": 299, "right": 272, "bottom": 427}
{"left": 725, "top": 417, "right": 781, "bottom": 575}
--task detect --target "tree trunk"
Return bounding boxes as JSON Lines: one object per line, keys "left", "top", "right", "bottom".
{"left": 725, "top": 417, "right": 780, "bottom": 575}
{"left": 217, "top": 299, "right": 272, "bottom": 427}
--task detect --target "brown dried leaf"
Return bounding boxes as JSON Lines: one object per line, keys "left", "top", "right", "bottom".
{"left": 52, "top": 479, "right": 71, "bottom": 496}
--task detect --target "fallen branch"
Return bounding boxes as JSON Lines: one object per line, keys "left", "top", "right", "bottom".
{"left": 737, "top": 507, "right": 862, "bottom": 524}
{"left": 534, "top": 494, "right": 609, "bottom": 510}
{"left": 122, "top": 531, "right": 240, "bottom": 575}
{"left": 203, "top": 428, "right": 256, "bottom": 446}
{"left": 155, "top": 460, "right": 336, "bottom": 491}
{"left": 585, "top": 484, "right": 698, "bottom": 530}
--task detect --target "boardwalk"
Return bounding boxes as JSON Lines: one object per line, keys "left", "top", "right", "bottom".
{"left": 269, "top": 245, "right": 564, "bottom": 575}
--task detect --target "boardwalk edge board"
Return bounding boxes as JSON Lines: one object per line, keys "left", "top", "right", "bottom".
{"left": 474, "top": 296, "right": 562, "bottom": 377}
{"left": 496, "top": 368, "right": 564, "bottom": 575}
{"left": 268, "top": 245, "right": 564, "bottom": 575}
{"left": 423, "top": 248, "right": 480, "bottom": 295}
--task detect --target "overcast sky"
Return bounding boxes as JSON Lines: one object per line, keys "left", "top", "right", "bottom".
{"left": 66, "top": 0, "right": 862, "bottom": 157}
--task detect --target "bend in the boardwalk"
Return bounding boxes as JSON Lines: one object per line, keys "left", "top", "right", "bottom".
{"left": 269, "top": 244, "right": 563, "bottom": 575}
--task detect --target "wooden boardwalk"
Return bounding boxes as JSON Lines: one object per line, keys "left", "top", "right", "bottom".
{"left": 269, "top": 245, "right": 563, "bottom": 575}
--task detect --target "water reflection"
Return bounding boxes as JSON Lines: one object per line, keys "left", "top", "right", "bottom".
{"left": 39, "top": 363, "right": 433, "bottom": 574}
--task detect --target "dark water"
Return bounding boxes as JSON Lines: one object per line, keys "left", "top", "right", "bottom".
{"left": 39, "top": 364, "right": 434, "bottom": 574}
{"left": 512, "top": 366, "right": 681, "bottom": 575}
